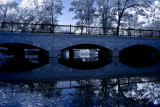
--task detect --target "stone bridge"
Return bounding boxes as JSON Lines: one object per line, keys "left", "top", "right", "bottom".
{"left": 0, "top": 32, "right": 160, "bottom": 58}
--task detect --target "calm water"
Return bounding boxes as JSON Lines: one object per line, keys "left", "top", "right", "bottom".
{"left": 0, "top": 49, "right": 160, "bottom": 107}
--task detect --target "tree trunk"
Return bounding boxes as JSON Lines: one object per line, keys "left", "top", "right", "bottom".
{"left": 116, "top": 19, "right": 121, "bottom": 36}
{"left": 102, "top": 22, "right": 107, "bottom": 35}
{"left": 116, "top": 11, "right": 124, "bottom": 36}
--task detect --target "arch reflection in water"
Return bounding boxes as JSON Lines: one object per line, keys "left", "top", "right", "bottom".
{"left": 0, "top": 43, "right": 49, "bottom": 73}
{"left": 120, "top": 45, "right": 160, "bottom": 68}
{"left": 58, "top": 44, "right": 112, "bottom": 70}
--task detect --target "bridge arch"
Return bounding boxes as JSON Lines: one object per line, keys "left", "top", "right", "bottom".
{"left": 56, "top": 42, "right": 113, "bottom": 52}
{"left": 0, "top": 43, "right": 49, "bottom": 73}
{"left": 0, "top": 37, "right": 47, "bottom": 51}
{"left": 120, "top": 44, "right": 160, "bottom": 56}
{"left": 0, "top": 43, "right": 49, "bottom": 61}
{"left": 59, "top": 44, "right": 112, "bottom": 70}
{"left": 119, "top": 43, "right": 160, "bottom": 52}
{"left": 119, "top": 44, "right": 160, "bottom": 68}
{"left": 0, "top": 43, "right": 48, "bottom": 51}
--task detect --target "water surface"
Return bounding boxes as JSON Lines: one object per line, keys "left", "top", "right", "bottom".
{"left": 0, "top": 49, "right": 160, "bottom": 107}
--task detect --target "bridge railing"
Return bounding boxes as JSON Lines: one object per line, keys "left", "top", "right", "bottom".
{"left": 0, "top": 22, "right": 160, "bottom": 37}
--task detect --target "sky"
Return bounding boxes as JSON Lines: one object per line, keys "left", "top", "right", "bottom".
{"left": 15, "top": 0, "right": 76, "bottom": 25}
{"left": 58, "top": 0, "right": 76, "bottom": 25}
{"left": 15, "top": 0, "right": 21, "bottom": 3}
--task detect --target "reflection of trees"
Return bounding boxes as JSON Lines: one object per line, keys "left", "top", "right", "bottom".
{"left": 72, "top": 79, "right": 97, "bottom": 106}
{"left": 22, "top": 81, "right": 62, "bottom": 98}
{"left": 0, "top": 81, "right": 65, "bottom": 107}
{"left": 0, "top": 76, "right": 160, "bottom": 106}
{"left": 68, "top": 77, "right": 160, "bottom": 106}
{"left": 97, "top": 78, "right": 142, "bottom": 107}
{"left": 97, "top": 79, "right": 116, "bottom": 106}
{"left": 124, "top": 82, "right": 160, "bottom": 105}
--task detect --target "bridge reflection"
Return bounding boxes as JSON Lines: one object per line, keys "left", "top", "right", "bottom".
{"left": 0, "top": 75, "right": 160, "bottom": 106}
{"left": 0, "top": 58, "right": 48, "bottom": 73}
{"left": 0, "top": 58, "right": 160, "bottom": 82}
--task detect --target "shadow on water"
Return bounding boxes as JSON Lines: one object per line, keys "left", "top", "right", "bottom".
{"left": 58, "top": 44, "right": 112, "bottom": 70}
{"left": 120, "top": 45, "right": 160, "bottom": 68}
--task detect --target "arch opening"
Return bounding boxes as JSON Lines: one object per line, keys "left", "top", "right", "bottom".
{"left": 58, "top": 44, "right": 112, "bottom": 70}
{"left": 120, "top": 45, "right": 160, "bottom": 68}
{"left": 0, "top": 43, "right": 49, "bottom": 73}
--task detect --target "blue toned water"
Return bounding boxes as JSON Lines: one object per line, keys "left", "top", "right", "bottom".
{"left": 0, "top": 49, "right": 160, "bottom": 107}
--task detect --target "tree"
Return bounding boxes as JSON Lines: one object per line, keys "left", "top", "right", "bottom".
{"left": 69, "top": 0, "right": 96, "bottom": 26}
{"left": 95, "top": 0, "right": 115, "bottom": 34}
{"left": 40, "top": 0, "right": 63, "bottom": 25}
{"left": 19, "top": 0, "right": 63, "bottom": 24}
{"left": 0, "top": 0, "right": 18, "bottom": 22}
{"left": 148, "top": 0, "right": 160, "bottom": 30}
{"left": 16, "top": 0, "right": 63, "bottom": 32}
{"left": 112, "top": 0, "right": 152, "bottom": 35}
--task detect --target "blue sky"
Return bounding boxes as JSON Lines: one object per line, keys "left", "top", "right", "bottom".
{"left": 58, "top": 0, "right": 76, "bottom": 25}
{"left": 15, "top": 0, "right": 22, "bottom": 3}
{"left": 15, "top": 0, "right": 76, "bottom": 25}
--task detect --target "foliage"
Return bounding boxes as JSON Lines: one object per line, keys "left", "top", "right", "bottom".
{"left": 69, "top": 0, "right": 96, "bottom": 26}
